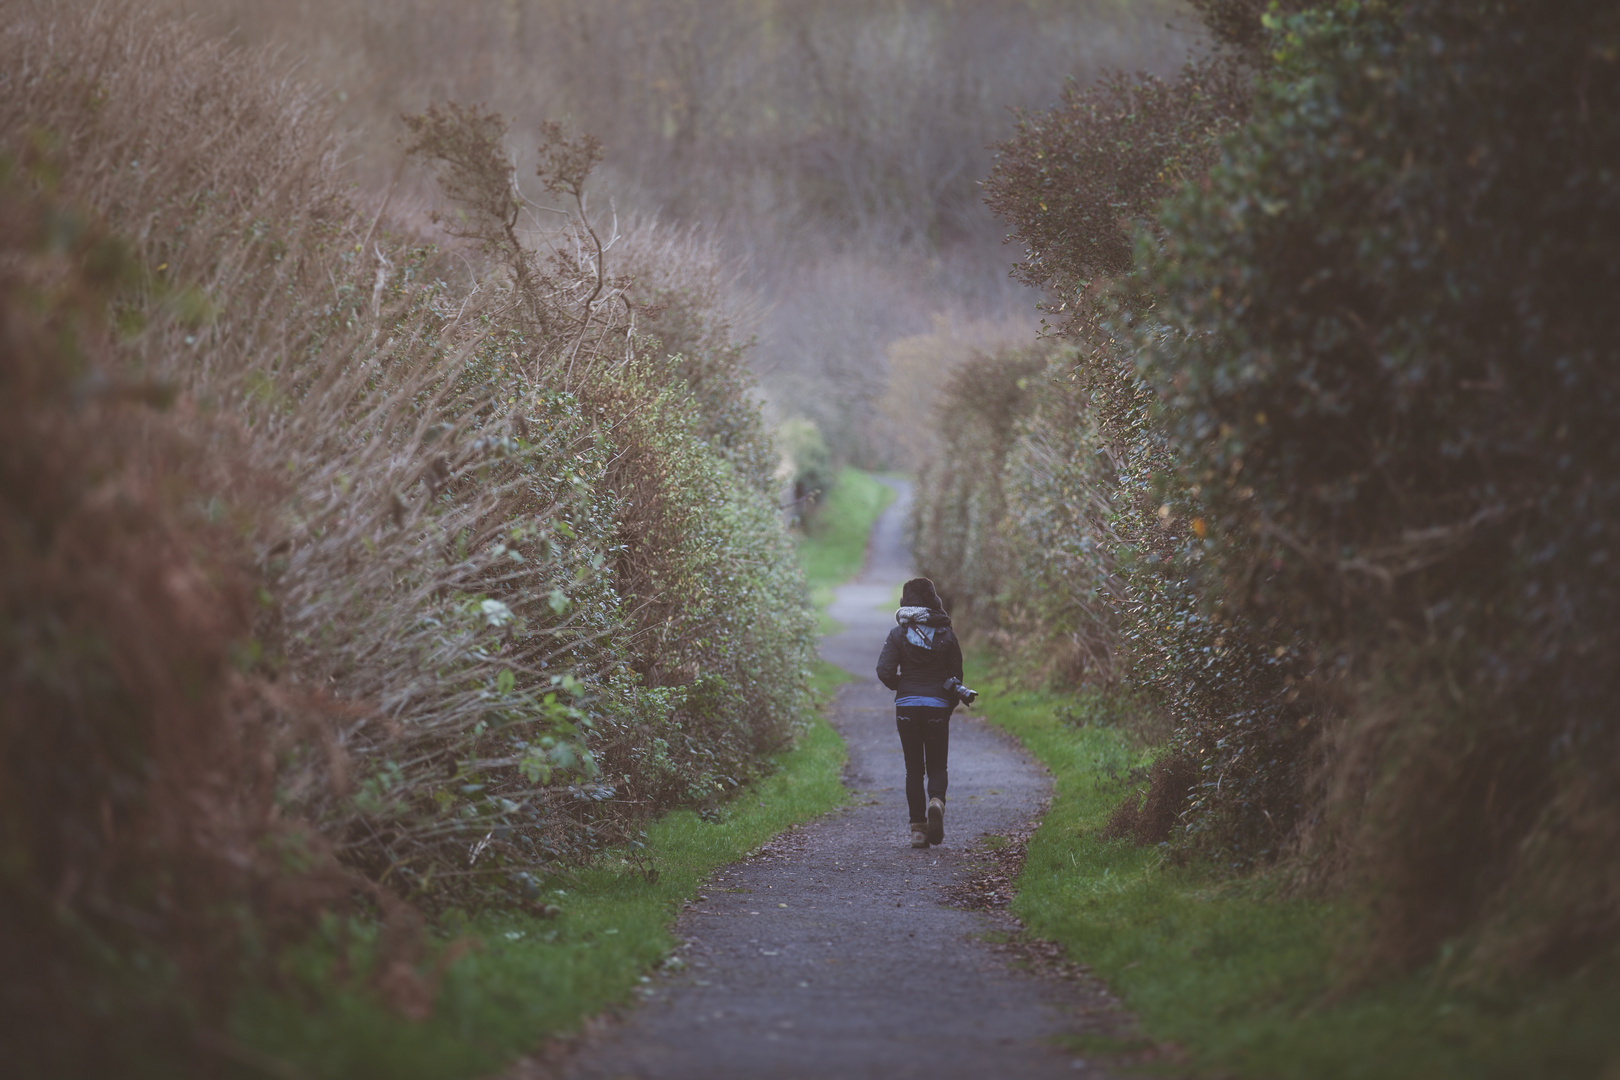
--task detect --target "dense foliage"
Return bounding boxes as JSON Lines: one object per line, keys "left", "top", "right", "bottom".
{"left": 0, "top": 7, "right": 814, "bottom": 1071}
{"left": 952, "top": 8, "right": 1299, "bottom": 857}
{"left": 911, "top": 347, "right": 1048, "bottom": 622}
{"left": 777, "top": 417, "right": 835, "bottom": 523}
{"left": 1145, "top": 0, "right": 1620, "bottom": 969}
{"left": 982, "top": 57, "right": 1247, "bottom": 317}
{"left": 918, "top": 0, "right": 1620, "bottom": 982}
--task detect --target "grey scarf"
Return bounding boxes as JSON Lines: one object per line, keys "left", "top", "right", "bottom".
{"left": 895, "top": 605, "right": 940, "bottom": 649}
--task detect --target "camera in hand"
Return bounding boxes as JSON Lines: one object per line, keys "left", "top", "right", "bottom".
{"left": 944, "top": 676, "right": 979, "bottom": 706}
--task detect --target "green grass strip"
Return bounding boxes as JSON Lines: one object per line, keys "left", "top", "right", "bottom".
{"left": 796, "top": 467, "right": 896, "bottom": 627}
{"left": 970, "top": 661, "right": 1620, "bottom": 1080}
{"left": 233, "top": 663, "right": 852, "bottom": 1080}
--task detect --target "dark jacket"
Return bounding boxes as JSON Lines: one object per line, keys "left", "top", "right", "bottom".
{"left": 876, "top": 606, "right": 964, "bottom": 707}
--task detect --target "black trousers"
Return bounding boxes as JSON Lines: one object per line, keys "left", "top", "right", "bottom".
{"left": 896, "top": 707, "right": 951, "bottom": 823}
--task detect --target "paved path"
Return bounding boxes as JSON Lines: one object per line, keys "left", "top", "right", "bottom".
{"left": 561, "top": 478, "right": 1127, "bottom": 1079}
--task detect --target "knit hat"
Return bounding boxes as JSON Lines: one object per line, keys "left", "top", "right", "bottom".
{"left": 900, "top": 577, "right": 943, "bottom": 611}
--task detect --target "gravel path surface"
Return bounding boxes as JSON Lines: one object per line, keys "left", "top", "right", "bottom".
{"left": 559, "top": 478, "right": 1133, "bottom": 1079}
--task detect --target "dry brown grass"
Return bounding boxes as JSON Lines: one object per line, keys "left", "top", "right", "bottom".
{"left": 1101, "top": 755, "right": 1198, "bottom": 847}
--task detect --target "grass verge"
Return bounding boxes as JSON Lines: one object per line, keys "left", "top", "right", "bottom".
{"left": 796, "top": 467, "right": 897, "bottom": 630}
{"left": 232, "top": 670, "right": 851, "bottom": 1079}
{"left": 970, "top": 658, "right": 1620, "bottom": 1080}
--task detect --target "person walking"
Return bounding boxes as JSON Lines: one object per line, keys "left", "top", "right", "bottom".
{"left": 876, "top": 577, "right": 963, "bottom": 849}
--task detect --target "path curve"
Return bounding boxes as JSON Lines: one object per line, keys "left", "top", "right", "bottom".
{"left": 562, "top": 478, "right": 1124, "bottom": 1079}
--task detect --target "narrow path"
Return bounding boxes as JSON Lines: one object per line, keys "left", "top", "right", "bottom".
{"left": 562, "top": 479, "right": 1129, "bottom": 1079}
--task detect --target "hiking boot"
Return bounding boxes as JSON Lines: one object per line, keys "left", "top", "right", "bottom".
{"left": 910, "top": 823, "right": 930, "bottom": 849}
{"left": 926, "top": 797, "right": 945, "bottom": 845}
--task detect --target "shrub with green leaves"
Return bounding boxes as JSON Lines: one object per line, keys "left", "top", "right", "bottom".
{"left": 931, "top": 33, "right": 1305, "bottom": 860}
{"left": 982, "top": 55, "right": 1249, "bottom": 329}
{"left": 777, "top": 417, "right": 835, "bottom": 524}
{"left": 941, "top": 0, "right": 1620, "bottom": 978}
{"left": 1140, "top": 0, "right": 1620, "bottom": 966}
{"left": 911, "top": 346, "right": 1049, "bottom": 621}
{"left": 912, "top": 331, "right": 1311, "bottom": 861}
